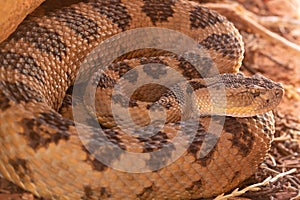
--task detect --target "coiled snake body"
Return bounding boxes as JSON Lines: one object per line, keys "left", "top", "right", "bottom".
{"left": 0, "top": 0, "right": 283, "bottom": 199}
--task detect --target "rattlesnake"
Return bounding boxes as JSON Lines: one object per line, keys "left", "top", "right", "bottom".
{"left": 0, "top": 0, "right": 283, "bottom": 199}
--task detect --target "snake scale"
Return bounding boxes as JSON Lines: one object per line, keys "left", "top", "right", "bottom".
{"left": 0, "top": 0, "right": 284, "bottom": 199}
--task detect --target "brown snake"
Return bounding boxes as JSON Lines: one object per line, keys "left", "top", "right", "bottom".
{"left": 0, "top": 0, "right": 284, "bottom": 199}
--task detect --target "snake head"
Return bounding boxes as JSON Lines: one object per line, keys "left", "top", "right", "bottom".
{"left": 227, "top": 73, "right": 284, "bottom": 117}
{"left": 195, "top": 73, "right": 284, "bottom": 117}
{"left": 251, "top": 73, "right": 284, "bottom": 100}
{"left": 248, "top": 84, "right": 284, "bottom": 112}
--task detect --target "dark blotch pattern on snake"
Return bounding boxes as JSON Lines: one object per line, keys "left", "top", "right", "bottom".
{"left": 0, "top": 0, "right": 283, "bottom": 199}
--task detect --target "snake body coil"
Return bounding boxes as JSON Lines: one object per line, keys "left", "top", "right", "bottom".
{"left": 0, "top": 0, "right": 283, "bottom": 199}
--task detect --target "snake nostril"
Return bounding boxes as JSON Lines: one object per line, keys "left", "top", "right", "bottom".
{"left": 252, "top": 91, "right": 260, "bottom": 98}
{"left": 275, "top": 90, "right": 282, "bottom": 97}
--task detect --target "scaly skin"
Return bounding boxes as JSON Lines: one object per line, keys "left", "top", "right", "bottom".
{"left": 0, "top": 0, "right": 282, "bottom": 199}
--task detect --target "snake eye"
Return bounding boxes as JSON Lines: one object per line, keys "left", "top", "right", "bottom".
{"left": 275, "top": 89, "right": 282, "bottom": 97}
{"left": 251, "top": 90, "right": 260, "bottom": 98}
